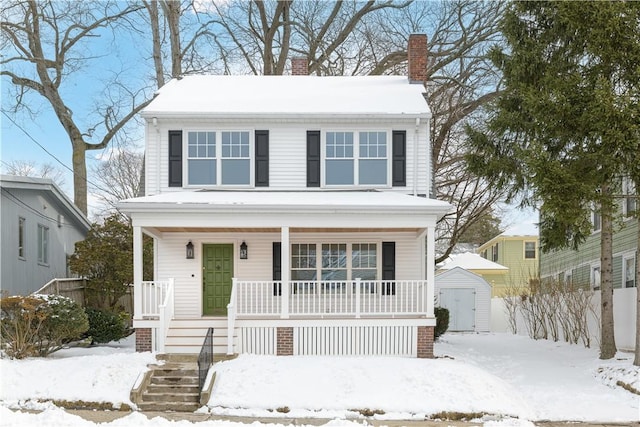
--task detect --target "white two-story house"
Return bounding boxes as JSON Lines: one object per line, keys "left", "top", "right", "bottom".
{"left": 119, "top": 34, "right": 451, "bottom": 358}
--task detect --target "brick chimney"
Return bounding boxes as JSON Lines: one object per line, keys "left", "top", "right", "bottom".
{"left": 291, "top": 57, "right": 308, "bottom": 76}
{"left": 408, "top": 34, "right": 428, "bottom": 84}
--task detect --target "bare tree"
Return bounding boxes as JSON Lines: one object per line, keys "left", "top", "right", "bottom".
{"left": 91, "top": 150, "right": 144, "bottom": 217}
{"left": 1, "top": 160, "right": 66, "bottom": 188}
{"left": 1, "top": 0, "right": 152, "bottom": 215}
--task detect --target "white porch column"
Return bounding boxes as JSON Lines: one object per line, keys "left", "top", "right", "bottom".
{"left": 133, "top": 225, "right": 143, "bottom": 319}
{"left": 281, "top": 226, "right": 290, "bottom": 319}
{"left": 426, "top": 226, "right": 435, "bottom": 318}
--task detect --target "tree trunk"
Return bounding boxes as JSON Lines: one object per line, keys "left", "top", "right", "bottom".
{"left": 600, "top": 183, "right": 617, "bottom": 359}
{"left": 71, "top": 139, "right": 88, "bottom": 216}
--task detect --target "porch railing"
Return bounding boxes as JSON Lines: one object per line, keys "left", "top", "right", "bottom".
{"left": 233, "top": 279, "right": 429, "bottom": 318}
{"left": 133, "top": 279, "right": 174, "bottom": 353}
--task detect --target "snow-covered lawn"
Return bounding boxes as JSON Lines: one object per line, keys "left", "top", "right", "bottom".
{"left": 1, "top": 332, "right": 638, "bottom": 427}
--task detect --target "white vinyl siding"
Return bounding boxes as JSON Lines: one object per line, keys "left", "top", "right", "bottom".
{"left": 156, "top": 231, "right": 423, "bottom": 318}
{"left": 147, "top": 120, "right": 428, "bottom": 195}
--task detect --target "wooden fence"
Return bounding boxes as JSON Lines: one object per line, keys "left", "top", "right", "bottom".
{"left": 34, "top": 278, "right": 134, "bottom": 318}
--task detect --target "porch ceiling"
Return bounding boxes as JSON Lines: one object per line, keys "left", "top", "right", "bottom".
{"left": 154, "top": 227, "right": 421, "bottom": 233}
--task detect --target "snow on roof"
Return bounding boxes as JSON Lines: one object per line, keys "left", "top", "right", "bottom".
{"left": 438, "top": 252, "right": 508, "bottom": 271}
{"left": 501, "top": 221, "right": 539, "bottom": 237}
{"left": 119, "top": 190, "right": 451, "bottom": 215}
{"left": 142, "top": 75, "right": 430, "bottom": 117}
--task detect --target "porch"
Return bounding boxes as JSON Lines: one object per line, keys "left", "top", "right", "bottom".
{"left": 134, "top": 278, "right": 435, "bottom": 357}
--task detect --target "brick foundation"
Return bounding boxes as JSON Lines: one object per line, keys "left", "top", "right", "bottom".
{"left": 276, "top": 327, "right": 294, "bottom": 356}
{"left": 417, "top": 325, "right": 434, "bottom": 358}
{"left": 136, "top": 327, "right": 152, "bottom": 352}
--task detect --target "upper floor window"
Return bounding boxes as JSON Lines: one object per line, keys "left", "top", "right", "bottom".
{"left": 18, "top": 217, "right": 25, "bottom": 259}
{"left": 590, "top": 264, "right": 601, "bottom": 290}
{"left": 325, "top": 131, "right": 388, "bottom": 186}
{"left": 524, "top": 241, "right": 536, "bottom": 259}
{"left": 492, "top": 243, "right": 499, "bottom": 262}
{"left": 187, "top": 130, "right": 251, "bottom": 186}
{"left": 622, "top": 177, "right": 636, "bottom": 218}
{"left": 37, "top": 224, "right": 49, "bottom": 265}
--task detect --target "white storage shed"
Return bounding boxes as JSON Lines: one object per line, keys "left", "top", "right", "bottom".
{"left": 435, "top": 267, "right": 492, "bottom": 332}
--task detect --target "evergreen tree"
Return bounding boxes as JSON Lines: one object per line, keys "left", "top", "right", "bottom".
{"left": 467, "top": 1, "right": 640, "bottom": 359}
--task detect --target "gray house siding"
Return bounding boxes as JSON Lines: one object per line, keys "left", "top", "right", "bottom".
{"left": 1, "top": 176, "right": 90, "bottom": 296}
{"left": 540, "top": 219, "right": 638, "bottom": 289}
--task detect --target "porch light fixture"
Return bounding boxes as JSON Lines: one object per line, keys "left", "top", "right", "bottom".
{"left": 186, "top": 241, "right": 194, "bottom": 259}
{"left": 239, "top": 241, "right": 248, "bottom": 259}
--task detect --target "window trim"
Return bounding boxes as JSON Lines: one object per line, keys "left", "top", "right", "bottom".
{"left": 321, "top": 129, "right": 392, "bottom": 188}
{"left": 290, "top": 241, "right": 381, "bottom": 286}
{"left": 37, "top": 223, "right": 49, "bottom": 266}
{"left": 18, "top": 217, "right": 26, "bottom": 260}
{"left": 591, "top": 206, "right": 601, "bottom": 233}
{"left": 622, "top": 177, "right": 637, "bottom": 219}
{"left": 523, "top": 241, "right": 537, "bottom": 260}
{"left": 183, "top": 128, "right": 255, "bottom": 188}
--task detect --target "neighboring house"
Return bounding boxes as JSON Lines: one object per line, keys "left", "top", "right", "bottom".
{"left": 0, "top": 175, "right": 90, "bottom": 296}
{"left": 539, "top": 180, "right": 637, "bottom": 290}
{"left": 435, "top": 266, "right": 492, "bottom": 332}
{"left": 118, "top": 34, "right": 451, "bottom": 358}
{"left": 477, "top": 229, "right": 539, "bottom": 296}
{"left": 437, "top": 252, "right": 508, "bottom": 297}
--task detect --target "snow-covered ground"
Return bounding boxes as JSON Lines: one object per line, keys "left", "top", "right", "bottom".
{"left": 1, "top": 332, "right": 638, "bottom": 427}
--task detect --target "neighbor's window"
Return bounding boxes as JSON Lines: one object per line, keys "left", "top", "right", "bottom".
{"left": 590, "top": 265, "right": 601, "bottom": 290}
{"left": 624, "top": 256, "right": 636, "bottom": 288}
{"left": 37, "top": 224, "right": 49, "bottom": 265}
{"left": 623, "top": 177, "right": 636, "bottom": 218}
{"left": 18, "top": 217, "right": 25, "bottom": 259}
{"left": 187, "top": 131, "right": 216, "bottom": 185}
{"left": 492, "top": 243, "right": 499, "bottom": 262}
{"left": 524, "top": 241, "right": 536, "bottom": 259}
{"left": 592, "top": 208, "right": 601, "bottom": 232}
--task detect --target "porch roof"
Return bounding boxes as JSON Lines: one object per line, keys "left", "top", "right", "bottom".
{"left": 119, "top": 190, "right": 451, "bottom": 216}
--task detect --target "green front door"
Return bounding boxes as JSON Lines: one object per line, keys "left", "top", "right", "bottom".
{"left": 203, "top": 244, "right": 233, "bottom": 316}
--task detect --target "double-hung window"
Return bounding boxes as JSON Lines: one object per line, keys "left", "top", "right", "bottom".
{"left": 37, "top": 224, "right": 49, "bottom": 265}
{"left": 187, "top": 130, "right": 251, "bottom": 186}
{"left": 623, "top": 177, "right": 636, "bottom": 218}
{"left": 524, "top": 241, "right": 536, "bottom": 259}
{"left": 325, "top": 131, "right": 388, "bottom": 186}
{"left": 188, "top": 131, "right": 216, "bottom": 185}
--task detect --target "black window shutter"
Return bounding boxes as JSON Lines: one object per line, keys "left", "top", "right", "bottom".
{"left": 273, "top": 242, "right": 282, "bottom": 296}
{"left": 255, "top": 130, "right": 269, "bottom": 187}
{"left": 307, "top": 131, "right": 321, "bottom": 187}
{"left": 392, "top": 131, "right": 406, "bottom": 187}
{"left": 168, "top": 130, "right": 183, "bottom": 187}
{"left": 382, "top": 241, "right": 396, "bottom": 295}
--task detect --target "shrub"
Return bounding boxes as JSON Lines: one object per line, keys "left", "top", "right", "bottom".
{"left": 0, "top": 294, "right": 89, "bottom": 359}
{"left": 85, "top": 308, "right": 128, "bottom": 344}
{"left": 434, "top": 306, "right": 449, "bottom": 339}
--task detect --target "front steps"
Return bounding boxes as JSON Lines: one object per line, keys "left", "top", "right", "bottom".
{"left": 135, "top": 355, "right": 201, "bottom": 412}
{"left": 164, "top": 318, "right": 235, "bottom": 354}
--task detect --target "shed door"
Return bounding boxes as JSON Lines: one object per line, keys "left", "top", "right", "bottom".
{"left": 439, "top": 288, "right": 475, "bottom": 331}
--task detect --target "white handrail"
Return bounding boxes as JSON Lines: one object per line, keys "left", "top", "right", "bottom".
{"left": 157, "top": 278, "right": 175, "bottom": 353}
{"left": 226, "top": 278, "right": 238, "bottom": 355}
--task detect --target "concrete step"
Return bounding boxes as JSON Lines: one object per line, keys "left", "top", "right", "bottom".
{"left": 146, "top": 384, "right": 200, "bottom": 395}
{"left": 138, "top": 401, "right": 201, "bottom": 412}
{"left": 165, "top": 335, "right": 233, "bottom": 346}
{"left": 142, "top": 391, "right": 199, "bottom": 403}
{"left": 163, "top": 344, "right": 229, "bottom": 354}
{"left": 152, "top": 368, "right": 198, "bottom": 377}
{"left": 150, "top": 376, "right": 198, "bottom": 386}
